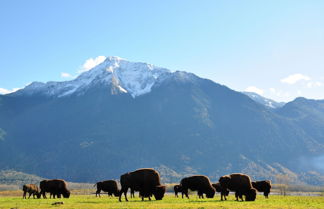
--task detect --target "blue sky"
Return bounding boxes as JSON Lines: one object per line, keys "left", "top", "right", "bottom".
{"left": 1, "top": 0, "right": 324, "bottom": 102}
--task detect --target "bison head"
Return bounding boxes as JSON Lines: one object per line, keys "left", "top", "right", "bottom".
{"left": 63, "top": 190, "right": 70, "bottom": 198}
{"left": 219, "top": 175, "right": 231, "bottom": 189}
{"left": 114, "top": 189, "right": 121, "bottom": 197}
{"left": 206, "top": 187, "right": 216, "bottom": 198}
{"left": 153, "top": 185, "right": 166, "bottom": 200}
{"left": 174, "top": 185, "right": 182, "bottom": 192}
{"left": 245, "top": 188, "right": 257, "bottom": 201}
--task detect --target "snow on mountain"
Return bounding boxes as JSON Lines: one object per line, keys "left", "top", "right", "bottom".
{"left": 17, "top": 56, "right": 171, "bottom": 98}
{"left": 243, "top": 92, "right": 285, "bottom": 108}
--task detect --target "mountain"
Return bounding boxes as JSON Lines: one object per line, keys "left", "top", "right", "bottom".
{"left": 0, "top": 56, "right": 323, "bottom": 184}
{"left": 243, "top": 92, "right": 285, "bottom": 109}
{"left": 15, "top": 56, "right": 170, "bottom": 98}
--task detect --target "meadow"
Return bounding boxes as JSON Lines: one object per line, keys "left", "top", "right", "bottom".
{"left": 0, "top": 192, "right": 323, "bottom": 209}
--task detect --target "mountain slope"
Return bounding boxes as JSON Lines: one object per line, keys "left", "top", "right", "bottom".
{"left": 0, "top": 57, "right": 323, "bottom": 184}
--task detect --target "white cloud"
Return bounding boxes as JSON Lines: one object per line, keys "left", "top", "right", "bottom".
{"left": 269, "top": 88, "right": 276, "bottom": 93}
{"left": 61, "top": 72, "right": 72, "bottom": 78}
{"left": 269, "top": 87, "right": 291, "bottom": 98}
{"left": 0, "top": 87, "right": 20, "bottom": 95}
{"left": 245, "top": 86, "right": 264, "bottom": 95}
{"left": 281, "top": 73, "right": 310, "bottom": 84}
{"left": 307, "top": 81, "right": 322, "bottom": 88}
{"left": 78, "top": 56, "right": 106, "bottom": 73}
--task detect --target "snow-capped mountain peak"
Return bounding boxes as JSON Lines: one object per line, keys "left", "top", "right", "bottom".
{"left": 243, "top": 92, "right": 285, "bottom": 109}
{"left": 17, "top": 56, "right": 171, "bottom": 98}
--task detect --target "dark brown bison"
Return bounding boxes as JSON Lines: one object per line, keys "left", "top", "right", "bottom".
{"left": 180, "top": 175, "right": 216, "bottom": 199}
{"left": 95, "top": 180, "right": 120, "bottom": 197}
{"left": 40, "top": 179, "right": 70, "bottom": 199}
{"left": 22, "top": 184, "right": 41, "bottom": 199}
{"left": 212, "top": 182, "right": 229, "bottom": 200}
{"left": 173, "top": 185, "right": 182, "bottom": 197}
{"left": 119, "top": 168, "right": 166, "bottom": 201}
{"left": 252, "top": 180, "right": 271, "bottom": 198}
{"left": 219, "top": 173, "right": 256, "bottom": 201}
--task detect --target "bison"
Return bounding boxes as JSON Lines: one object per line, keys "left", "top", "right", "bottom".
{"left": 173, "top": 185, "right": 182, "bottom": 197}
{"left": 252, "top": 180, "right": 271, "bottom": 198}
{"left": 95, "top": 180, "right": 120, "bottom": 197}
{"left": 22, "top": 184, "right": 41, "bottom": 199}
{"left": 119, "top": 168, "right": 166, "bottom": 201}
{"left": 180, "top": 175, "right": 216, "bottom": 199}
{"left": 40, "top": 179, "right": 70, "bottom": 199}
{"left": 219, "top": 173, "right": 256, "bottom": 201}
{"left": 212, "top": 182, "right": 229, "bottom": 199}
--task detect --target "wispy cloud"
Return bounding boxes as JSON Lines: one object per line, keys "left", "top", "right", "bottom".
{"left": 281, "top": 73, "right": 310, "bottom": 84}
{"left": 61, "top": 72, "right": 72, "bottom": 78}
{"left": 78, "top": 56, "right": 106, "bottom": 73}
{"left": 245, "top": 86, "right": 264, "bottom": 95}
{"left": 0, "top": 87, "right": 20, "bottom": 95}
{"left": 306, "top": 81, "right": 322, "bottom": 88}
{"left": 269, "top": 87, "right": 291, "bottom": 98}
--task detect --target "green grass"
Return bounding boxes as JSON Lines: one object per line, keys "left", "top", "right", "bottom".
{"left": 0, "top": 194, "right": 323, "bottom": 209}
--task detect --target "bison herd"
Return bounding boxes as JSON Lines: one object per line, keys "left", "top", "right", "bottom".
{"left": 22, "top": 168, "right": 271, "bottom": 202}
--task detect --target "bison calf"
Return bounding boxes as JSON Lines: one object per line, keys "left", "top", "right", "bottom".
{"left": 180, "top": 175, "right": 216, "bottom": 199}
{"left": 22, "top": 184, "right": 41, "bottom": 199}
{"left": 252, "top": 180, "right": 271, "bottom": 198}
{"left": 173, "top": 185, "right": 182, "bottom": 197}
{"left": 212, "top": 182, "right": 229, "bottom": 200}
{"left": 95, "top": 180, "right": 120, "bottom": 197}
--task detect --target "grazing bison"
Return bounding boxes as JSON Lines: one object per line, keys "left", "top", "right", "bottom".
{"left": 174, "top": 185, "right": 182, "bottom": 197}
{"left": 180, "top": 175, "right": 216, "bottom": 199}
{"left": 219, "top": 173, "right": 256, "bottom": 201}
{"left": 40, "top": 179, "right": 70, "bottom": 199}
{"left": 22, "top": 184, "right": 41, "bottom": 199}
{"left": 95, "top": 180, "right": 120, "bottom": 197}
{"left": 212, "top": 182, "right": 229, "bottom": 200}
{"left": 119, "top": 168, "right": 166, "bottom": 201}
{"left": 252, "top": 180, "right": 271, "bottom": 198}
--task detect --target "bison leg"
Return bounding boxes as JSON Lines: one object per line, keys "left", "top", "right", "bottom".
{"left": 28, "top": 192, "right": 32, "bottom": 199}
{"left": 235, "top": 191, "right": 243, "bottom": 201}
{"left": 119, "top": 188, "right": 129, "bottom": 202}
{"left": 221, "top": 190, "right": 227, "bottom": 201}
{"left": 23, "top": 191, "right": 27, "bottom": 199}
{"left": 235, "top": 192, "right": 238, "bottom": 201}
{"left": 264, "top": 192, "right": 269, "bottom": 198}
{"left": 124, "top": 191, "right": 128, "bottom": 201}
{"left": 183, "top": 189, "right": 189, "bottom": 199}
{"left": 95, "top": 189, "right": 100, "bottom": 197}
{"left": 130, "top": 188, "right": 135, "bottom": 198}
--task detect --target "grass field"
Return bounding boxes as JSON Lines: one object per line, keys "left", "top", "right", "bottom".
{"left": 0, "top": 193, "right": 323, "bottom": 209}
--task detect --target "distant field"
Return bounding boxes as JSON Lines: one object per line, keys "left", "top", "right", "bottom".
{"left": 0, "top": 193, "right": 323, "bottom": 209}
